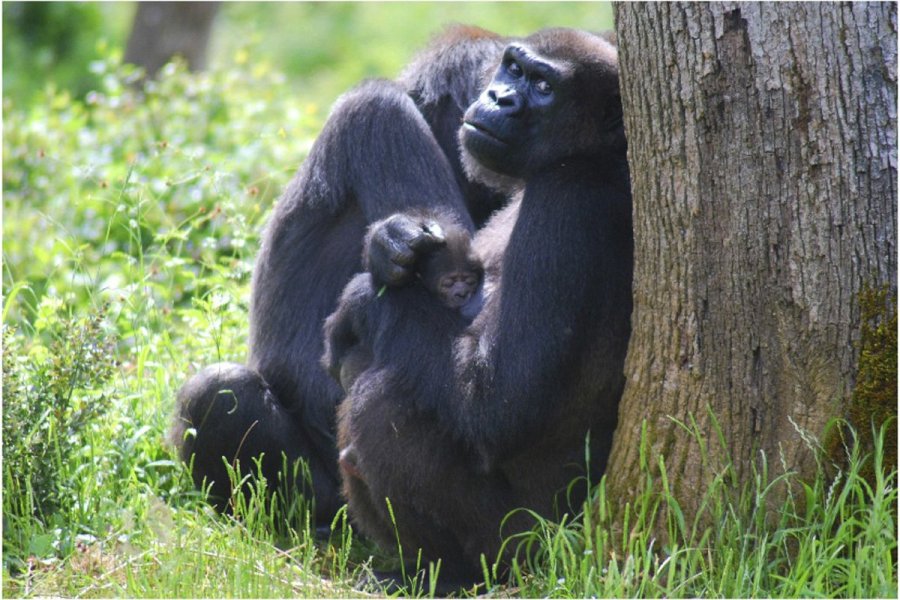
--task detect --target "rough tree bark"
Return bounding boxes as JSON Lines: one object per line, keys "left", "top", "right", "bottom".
{"left": 124, "top": 2, "right": 220, "bottom": 77}
{"left": 608, "top": 2, "right": 897, "bottom": 516}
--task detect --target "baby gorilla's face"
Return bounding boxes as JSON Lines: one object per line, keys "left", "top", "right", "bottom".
{"left": 436, "top": 271, "right": 480, "bottom": 308}
{"left": 417, "top": 222, "right": 483, "bottom": 311}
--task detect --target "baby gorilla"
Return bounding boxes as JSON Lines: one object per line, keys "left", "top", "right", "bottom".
{"left": 323, "top": 219, "right": 482, "bottom": 391}
{"left": 321, "top": 219, "right": 482, "bottom": 482}
{"left": 417, "top": 223, "right": 483, "bottom": 311}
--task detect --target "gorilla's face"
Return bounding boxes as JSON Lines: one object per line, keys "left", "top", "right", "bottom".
{"left": 461, "top": 43, "right": 566, "bottom": 178}
{"left": 461, "top": 31, "right": 623, "bottom": 181}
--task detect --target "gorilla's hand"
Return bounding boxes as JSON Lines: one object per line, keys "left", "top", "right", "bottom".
{"left": 364, "top": 213, "right": 447, "bottom": 287}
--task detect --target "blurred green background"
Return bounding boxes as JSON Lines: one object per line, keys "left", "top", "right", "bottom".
{"left": 3, "top": 2, "right": 614, "bottom": 108}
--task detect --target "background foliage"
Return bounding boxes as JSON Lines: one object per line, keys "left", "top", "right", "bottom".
{"left": 2, "top": 3, "right": 895, "bottom": 598}
{"left": 3, "top": 2, "right": 613, "bottom": 107}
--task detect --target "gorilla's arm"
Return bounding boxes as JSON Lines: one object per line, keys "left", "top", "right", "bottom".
{"left": 365, "top": 161, "right": 632, "bottom": 468}
{"left": 250, "top": 25, "right": 516, "bottom": 406}
{"left": 321, "top": 273, "right": 377, "bottom": 386}
{"left": 463, "top": 167, "right": 631, "bottom": 464}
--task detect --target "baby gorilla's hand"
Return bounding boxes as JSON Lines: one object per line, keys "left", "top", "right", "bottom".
{"left": 364, "top": 213, "right": 447, "bottom": 287}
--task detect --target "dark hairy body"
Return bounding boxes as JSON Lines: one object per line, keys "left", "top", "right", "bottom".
{"left": 172, "top": 25, "right": 632, "bottom": 587}
{"left": 322, "top": 215, "right": 482, "bottom": 396}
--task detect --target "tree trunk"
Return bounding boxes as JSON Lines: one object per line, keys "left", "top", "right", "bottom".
{"left": 608, "top": 2, "right": 896, "bottom": 518}
{"left": 124, "top": 2, "right": 220, "bottom": 76}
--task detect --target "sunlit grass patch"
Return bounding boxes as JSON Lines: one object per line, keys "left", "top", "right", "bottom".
{"left": 506, "top": 420, "right": 897, "bottom": 599}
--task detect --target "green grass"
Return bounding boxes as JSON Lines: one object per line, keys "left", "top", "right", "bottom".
{"left": 502, "top": 420, "right": 897, "bottom": 598}
{"left": 3, "top": 23, "right": 897, "bottom": 599}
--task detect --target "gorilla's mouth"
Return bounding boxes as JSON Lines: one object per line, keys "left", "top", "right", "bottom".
{"left": 462, "top": 121, "right": 508, "bottom": 146}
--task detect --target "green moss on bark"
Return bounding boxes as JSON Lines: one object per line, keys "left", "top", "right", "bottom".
{"left": 830, "top": 285, "right": 897, "bottom": 482}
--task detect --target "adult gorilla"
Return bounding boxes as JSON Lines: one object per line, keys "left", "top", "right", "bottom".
{"left": 173, "top": 25, "right": 509, "bottom": 521}
{"left": 331, "top": 28, "right": 631, "bottom": 586}
{"left": 172, "top": 24, "right": 632, "bottom": 578}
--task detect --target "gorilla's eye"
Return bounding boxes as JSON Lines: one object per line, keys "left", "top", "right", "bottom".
{"left": 534, "top": 79, "right": 552, "bottom": 95}
{"left": 506, "top": 60, "right": 523, "bottom": 78}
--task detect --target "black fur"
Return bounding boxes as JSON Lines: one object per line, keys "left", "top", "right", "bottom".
{"left": 322, "top": 214, "right": 481, "bottom": 395}
{"left": 172, "top": 26, "right": 509, "bottom": 525}
{"left": 172, "top": 26, "right": 632, "bottom": 587}
{"left": 334, "top": 28, "right": 631, "bottom": 583}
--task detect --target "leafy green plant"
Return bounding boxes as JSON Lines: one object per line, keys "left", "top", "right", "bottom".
{"left": 2, "top": 43, "right": 324, "bottom": 589}
{"left": 3, "top": 307, "right": 116, "bottom": 562}
{"left": 3, "top": 48, "right": 320, "bottom": 326}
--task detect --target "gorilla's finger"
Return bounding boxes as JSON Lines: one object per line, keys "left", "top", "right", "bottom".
{"left": 409, "top": 219, "right": 448, "bottom": 253}
{"left": 384, "top": 233, "right": 418, "bottom": 267}
{"left": 420, "top": 219, "right": 446, "bottom": 242}
{"left": 367, "top": 242, "right": 416, "bottom": 286}
{"left": 365, "top": 213, "right": 450, "bottom": 286}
